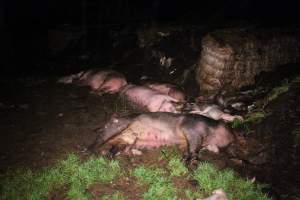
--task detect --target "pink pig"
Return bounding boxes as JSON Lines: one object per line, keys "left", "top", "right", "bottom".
{"left": 120, "top": 84, "right": 179, "bottom": 113}
{"left": 58, "top": 69, "right": 127, "bottom": 95}
{"left": 143, "top": 82, "right": 186, "bottom": 102}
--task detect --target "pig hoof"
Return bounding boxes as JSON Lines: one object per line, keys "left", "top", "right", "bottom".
{"left": 183, "top": 155, "right": 199, "bottom": 170}
{"left": 105, "top": 151, "right": 116, "bottom": 159}
{"left": 188, "top": 159, "right": 199, "bottom": 171}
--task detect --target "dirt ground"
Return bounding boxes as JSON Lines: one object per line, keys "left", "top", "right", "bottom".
{"left": 0, "top": 73, "right": 300, "bottom": 199}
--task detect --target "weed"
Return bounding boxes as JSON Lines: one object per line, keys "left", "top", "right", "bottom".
{"left": 0, "top": 154, "right": 121, "bottom": 200}
{"left": 168, "top": 157, "right": 188, "bottom": 177}
{"left": 231, "top": 110, "right": 268, "bottom": 133}
{"left": 133, "top": 166, "right": 178, "bottom": 200}
{"left": 1, "top": 154, "right": 271, "bottom": 200}
{"left": 193, "top": 162, "right": 270, "bottom": 200}
{"left": 101, "top": 192, "right": 125, "bottom": 200}
{"left": 231, "top": 118, "right": 251, "bottom": 132}
{"left": 184, "top": 189, "right": 201, "bottom": 200}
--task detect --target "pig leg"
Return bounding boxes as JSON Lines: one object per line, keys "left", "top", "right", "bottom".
{"left": 180, "top": 120, "right": 208, "bottom": 166}
{"left": 106, "top": 143, "right": 128, "bottom": 158}
{"left": 183, "top": 131, "right": 203, "bottom": 167}
{"left": 87, "top": 134, "right": 106, "bottom": 153}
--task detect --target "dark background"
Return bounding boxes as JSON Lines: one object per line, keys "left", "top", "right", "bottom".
{"left": 1, "top": 0, "right": 300, "bottom": 73}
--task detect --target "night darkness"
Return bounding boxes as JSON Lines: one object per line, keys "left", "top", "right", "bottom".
{"left": 1, "top": 0, "right": 300, "bottom": 72}
{"left": 1, "top": 0, "right": 300, "bottom": 199}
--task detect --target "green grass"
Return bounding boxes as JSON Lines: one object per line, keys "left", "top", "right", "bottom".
{"left": 101, "top": 192, "right": 125, "bottom": 200}
{"left": 0, "top": 154, "right": 121, "bottom": 200}
{"left": 168, "top": 157, "right": 188, "bottom": 177}
{"left": 193, "top": 162, "right": 270, "bottom": 200}
{"left": 232, "top": 75, "right": 300, "bottom": 133}
{"left": 160, "top": 147, "right": 188, "bottom": 177}
{"left": 1, "top": 152, "right": 271, "bottom": 200}
{"left": 133, "top": 166, "right": 179, "bottom": 200}
{"left": 230, "top": 111, "right": 267, "bottom": 133}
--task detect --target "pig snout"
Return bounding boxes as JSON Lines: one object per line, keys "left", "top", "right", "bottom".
{"left": 203, "top": 124, "right": 234, "bottom": 153}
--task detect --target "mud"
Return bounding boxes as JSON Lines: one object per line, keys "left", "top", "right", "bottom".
{"left": 0, "top": 78, "right": 121, "bottom": 171}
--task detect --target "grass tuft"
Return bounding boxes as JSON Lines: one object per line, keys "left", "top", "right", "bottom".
{"left": 1, "top": 153, "right": 271, "bottom": 200}
{"left": 101, "top": 192, "right": 125, "bottom": 200}
{"left": 168, "top": 157, "right": 188, "bottom": 177}
{"left": 193, "top": 162, "right": 270, "bottom": 200}
{"left": 0, "top": 154, "right": 121, "bottom": 200}
{"left": 133, "top": 166, "right": 178, "bottom": 200}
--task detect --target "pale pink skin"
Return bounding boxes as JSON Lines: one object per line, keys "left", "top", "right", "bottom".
{"left": 144, "top": 83, "right": 186, "bottom": 102}
{"left": 98, "top": 78, "right": 127, "bottom": 94}
{"left": 98, "top": 113, "right": 234, "bottom": 155}
{"left": 121, "top": 85, "right": 179, "bottom": 113}
{"left": 118, "top": 121, "right": 185, "bottom": 149}
{"left": 58, "top": 69, "right": 127, "bottom": 94}
{"left": 189, "top": 103, "right": 243, "bottom": 122}
{"left": 168, "top": 89, "right": 186, "bottom": 102}
{"left": 187, "top": 103, "right": 243, "bottom": 122}
{"left": 202, "top": 189, "right": 228, "bottom": 200}
{"left": 79, "top": 70, "right": 113, "bottom": 90}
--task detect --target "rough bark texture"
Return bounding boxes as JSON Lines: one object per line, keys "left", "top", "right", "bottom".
{"left": 197, "top": 28, "right": 300, "bottom": 93}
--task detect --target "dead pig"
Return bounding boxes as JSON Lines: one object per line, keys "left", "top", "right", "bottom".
{"left": 58, "top": 69, "right": 127, "bottom": 95}
{"left": 120, "top": 84, "right": 179, "bottom": 113}
{"left": 183, "top": 103, "right": 243, "bottom": 122}
{"left": 89, "top": 112, "right": 234, "bottom": 162}
{"left": 142, "top": 81, "right": 186, "bottom": 102}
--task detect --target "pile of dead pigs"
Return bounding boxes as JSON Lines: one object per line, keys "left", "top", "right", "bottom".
{"left": 57, "top": 68, "right": 259, "bottom": 199}
{"left": 57, "top": 68, "right": 250, "bottom": 157}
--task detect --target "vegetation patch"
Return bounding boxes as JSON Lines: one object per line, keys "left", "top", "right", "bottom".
{"left": 193, "top": 162, "right": 270, "bottom": 200}
{"left": 1, "top": 151, "right": 271, "bottom": 200}
{"left": 133, "top": 166, "right": 178, "bottom": 200}
{"left": 100, "top": 192, "right": 125, "bottom": 200}
{"left": 261, "top": 79, "right": 290, "bottom": 108}
{"left": 230, "top": 111, "right": 267, "bottom": 132}
{"left": 0, "top": 154, "right": 121, "bottom": 200}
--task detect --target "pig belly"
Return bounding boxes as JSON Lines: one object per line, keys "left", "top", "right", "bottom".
{"left": 115, "top": 120, "right": 185, "bottom": 149}
{"left": 122, "top": 85, "right": 178, "bottom": 112}
{"left": 123, "top": 86, "right": 159, "bottom": 107}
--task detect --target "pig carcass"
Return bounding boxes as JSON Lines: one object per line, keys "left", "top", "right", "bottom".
{"left": 142, "top": 81, "right": 186, "bottom": 102}
{"left": 58, "top": 69, "right": 127, "bottom": 94}
{"left": 89, "top": 112, "right": 234, "bottom": 161}
{"left": 198, "top": 189, "right": 228, "bottom": 200}
{"left": 120, "top": 84, "right": 180, "bottom": 113}
{"left": 183, "top": 103, "right": 243, "bottom": 122}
